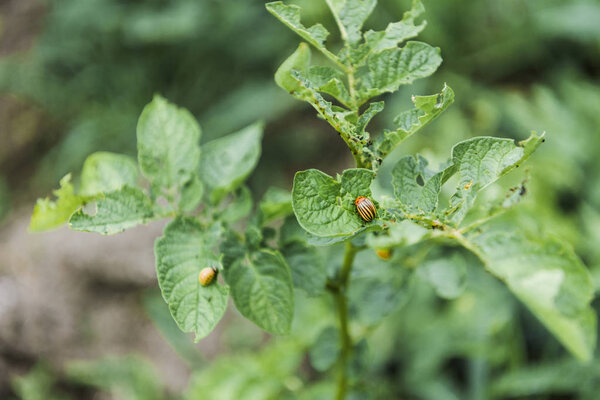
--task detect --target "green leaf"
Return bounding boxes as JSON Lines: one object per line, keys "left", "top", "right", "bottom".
{"left": 221, "top": 185, "right": 253, "bottom": 223}
{"left": 309, "top": 326, "right": 341, "bottom": 371}
{"left": 259, "top": 186, "right": 293, "bottom": 224}
{"left": 292, "top": 168, "right": 375, "bottom": 237}
{"left": 65, "top": 355, "right": 162, "bottom": 400}
{"left": 69, "top": 186, "right": 154, "bottom": 235}
{"left": 356, "top": 101, "right": 384, "bottom": 137}
{"left": 199, "top": 122, "right": 263, "bottom": 203}
{"left": 136, "top": 94, "right": 201, "bottom": 190}
{"left": 349, "top": 250, "right": 413, "bottom": 326}
{"left": 275, "top": 42, "right": 311, "bottom": 93}
{"left": 178, "top": 174, "right": 204, "bottom": 212}
{"left": 185, "top": 339, "right": 303, "bottom": 400}
{"left": 491, "top": 358, "right": 600, "bottom": 398}
{"left": 418, "top": 253, "right": 466, "bottom": 299}
{"left": 155, "top": 217, "right": 229, "bottom": 341}
{"left": 391, "top": 154, "right": 443, "bottom": 214}
{"left": 366, "top": 220, "right": 428, "bottom": 249}
{"left": 307, "top": 65, "right": 353, "bottom": 107}
{"left": 79, "top": 152, "right": 139, "bottom": 196}
{"left": 281, "top": 241, "right": 326, "bottom": 296}
{"left": 463, "top": 229, "right": 597, "bottom": 361}
{"left": 359, "top": 41, "right": 442, "bottom": 104}
{"left": 375, "top": 84, "right": 454, "bottom": 158}
{"left": 29, "top": 174, "right": 84, "bottom": 232}
{"left": 444, "top": 132, "right": 545, "bottom": 225}
{"left": 142, "top": 291, "right": 205, "bottom": 368}
{"left": 325, "top": 0, "right": 377, "bottom": 44}
{"left": 11, "top": 363, "right": 65, "bottom": 400}
{"left": 363, "top": 0, "right": 426, "bottom": 53}
{"left": 290, "top": 70, "right": 356, "bottom": 139}
{"left": 224, "top": 249, "right": 294, "bottom": 335}
{"left": 266, "top": 2, "right": 336, "bottom": 64}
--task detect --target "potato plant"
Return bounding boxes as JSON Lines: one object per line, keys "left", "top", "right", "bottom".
{"left": 30, "top": 1, "right": 596, "bottom": 399}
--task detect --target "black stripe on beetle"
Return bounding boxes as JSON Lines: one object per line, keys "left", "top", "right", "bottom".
{"left": 355, "top": 196, "right": 376, "bottom": 222}
{"left": 198, "top": 266, "right": 218, "bottom": 287}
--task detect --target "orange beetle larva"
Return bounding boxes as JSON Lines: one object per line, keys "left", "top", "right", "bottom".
{"left": 355, "top": 196, "right": 376, "bottom": 222}
{"left": 375, "top": 248, "right": 392, "bottom": 260}
{"left": 198, "top": 266, "right": 218, "bottom": 287}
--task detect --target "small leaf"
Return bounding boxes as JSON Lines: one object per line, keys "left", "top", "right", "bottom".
{"left": 391, "top": 154, "right": 443, "bottom": 214}
{"left": 363, "top": 0, "right": 426, "bottom": 53}
{"left": 178, "top": 174, "right": 204, "bottom": 212}
{"left": 259, "top": 186, "right": 293, "bottom": 224}
{"left": 136, "top": 94, "right": 201, "bottom": 190}
{"left": 69, "top": 186, "right": 154, "bottom": 235}
{"left": 309, "top": 326, "right": 341, "bottom": 371}
{"left": 444, "top": 132, "right": 545, "bottom": 224}
{"left": 275, "top": 42, "right": 311, "bottom": 93}
{"left": 281, "top": 241, "right": 326, "bottom": 296}
{"left": 375, "top": 84, "right": 454, "bottom": 158}
{"left": 155, "top": 217, "right": 229, "bottom": 340}
{"left": 79, "top": 152, "right": 139, "bottom": 196}
{"left": 359, "top": 41, "right": 442, "bottom": 104}
{"left": 221, "top": 186, "right": 253, "bottom": 223}
{"left": 464, "top": 229, "right": 596, "bottom": 361}
{"left": 325, "top": 0, "right": 376, "bottom": 44}
{"left": 199, "top": 122, "right": 263, "bottom": 204}
{"left": 266, "top": 2, "right": 331, "bottom": 57}
{"left": 224, "top": 249, "right": 294, "bottom": 334}
{"left": 292, "top": 168, "right": 375, "bottom": 237}
{"left": 30, "top": 174, "right": 84, "bottom": 232}
{"left": 307, "top": 65, "right": 353, "bottom": 107}
{"left": 356, "top": 101, "right": 384, "bottom": 137}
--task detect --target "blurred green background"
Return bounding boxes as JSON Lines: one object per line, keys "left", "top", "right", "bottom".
{"left": 1, "top": 0, "right": 599, "bottom": 399}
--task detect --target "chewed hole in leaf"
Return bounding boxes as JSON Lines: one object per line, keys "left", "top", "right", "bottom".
{"left": 416, "top": 175, "right": 425, "bottom": 187}
{"left": 81, "top": 201, "right": 98, "bottom": 217}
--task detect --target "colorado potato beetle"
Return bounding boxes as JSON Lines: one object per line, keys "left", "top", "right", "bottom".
{"left": 355, "top": 196, "right": 376, "bottom": 222}
{"left": 198, "top": 266, "right": 218, "bottom": 287}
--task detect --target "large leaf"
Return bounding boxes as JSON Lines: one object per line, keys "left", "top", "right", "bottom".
{"left": 281, "top": 241, "right": 326, "bottom": 297}
{"left": 391, "top": 154, "right": 443, "bottom": 214}
{"left": 79, "top": 152, "right": 139, "bottom": 196}
{"left": 292, "top": 168, "right": 375, "bottom": 237}
{"left": 154, "top": 217, "right": 229, "bottom": 341}
{"left": 324, "top": 0, "right": 377, "bottom": 44}
{"left": 463, "top": 229, "right": 596, "bottom": 361}
{"left": 224, "top": 249, "right": 294, "bottom": 335}
{"left": 199, "top": 122, "right": 263, "bottom": 203}
{"left": 358, "top": 41, "right": 442, "bottom": 104}
{"left": 69, "top": 186, "right": 154, "bottom": 235}
{"left": 30, "top": 174, "right": 83, "bottom": 232}
{"left": 375, "top": 84, "right": 454, "bottom": 158}
{"left": 136, "top": 94, "right": 201, "bottom": 190}
{"left": 444, "top": 132, "right": 545, "bottom": 224}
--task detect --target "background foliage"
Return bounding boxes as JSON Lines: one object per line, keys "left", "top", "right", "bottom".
{"left": 1, "top": 0, "right": 600, "bottom": 399}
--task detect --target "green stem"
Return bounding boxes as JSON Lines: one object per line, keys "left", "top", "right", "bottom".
{"left": 333, "top": 241, "right": 357, "bottom": 400}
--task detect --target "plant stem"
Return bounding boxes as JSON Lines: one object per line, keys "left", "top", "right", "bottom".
{"left": 333, "top": 240, "right": 357, "bottom": 400}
